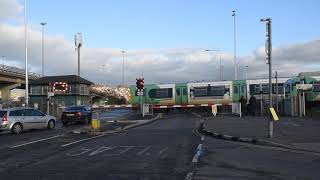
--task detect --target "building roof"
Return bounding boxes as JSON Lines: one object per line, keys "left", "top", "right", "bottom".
{"left": 30, "top": 75, "right": 94, "bottom": 85}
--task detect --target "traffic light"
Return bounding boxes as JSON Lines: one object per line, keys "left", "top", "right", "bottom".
{"left": 136, "top": 78, "right": 140, "bottom": 90}
{"left": 136, "top": 78, "right": 144, "bottom": 90}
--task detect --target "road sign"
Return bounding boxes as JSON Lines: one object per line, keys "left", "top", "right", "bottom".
{"left": 47, "top": 92, "right": 54, "bottom": 97}
{"left": 211, "top": 105, "right": 217, "bottom": 117}
{"left": 269, "top": 108, "right": 279, "bottom": 121}
{"left": 137, "top": 90, "right": 143, "bottom": 96}
{"left": 296, "top": 84, "right": 313, "bottom": 91}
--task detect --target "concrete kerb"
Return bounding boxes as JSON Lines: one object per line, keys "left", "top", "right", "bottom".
{"left": 82, "top": 113, "right": 163, "bottom": 135}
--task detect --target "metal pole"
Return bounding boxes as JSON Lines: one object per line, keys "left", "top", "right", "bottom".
{"left": 40, "top": 22, "right": 46, "bottom": 76}
{"left": 24, "top": 0, "right": 29, "bottom": 107}
{"left": 221, "top": 66, "right": 224, "bottom": 80}
{"left": 267, "top": 19, "right": 273, "bottom": 138}
{"left": 232, "top": 10, "right": 237, "bottom": 80}
{"left": 219, "top": 53, "right": 222, "bottom": 81}
{"left": 245, "top": 66, "right": 248, "bottom": 80}
{"left": 121, "top": 51, "right": 125, "bottom": 86}
{"left": 78, "top": 47, "right": 80, "bottom": 76}
{"left": 276, "top": 71, "right": 279, "bottom": 112}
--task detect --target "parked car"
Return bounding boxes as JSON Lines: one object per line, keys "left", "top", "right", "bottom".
{"left": 0, "top": 107, "right": 56, "bottom": 134}
{"left": 61, "top": 106, "right": 92, "bottom": 125}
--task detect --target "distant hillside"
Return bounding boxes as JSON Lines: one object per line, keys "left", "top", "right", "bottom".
{"left": 90, "top": 85, "right": 131, "bottom": 102}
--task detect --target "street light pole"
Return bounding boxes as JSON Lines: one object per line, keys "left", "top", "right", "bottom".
{"left": 232, "top": 10, "right": 237, "bottom": 80}
{"left": 24, "top": 0, "right": 29, "bottom": 107}
{"left": 261, "top": 18, "right": 273, "bottom": 138}
{"left": 205, "top": 49, "right": 221, "bottom": 80}
{"left": 245, "top": 65, "right": 249, "bottom": 80}
{"left": 40, "top": 22, "right": 47, "bottom": 77}
{"left": 75, "top": 33, "right": 82, "bottom": 77}
{"left": 121, "top": 50, "right": 125, "bottom": 86}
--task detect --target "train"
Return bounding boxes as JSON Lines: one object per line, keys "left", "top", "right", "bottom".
{"left": 129, "top": 75, "right": 320, "bottom": 107}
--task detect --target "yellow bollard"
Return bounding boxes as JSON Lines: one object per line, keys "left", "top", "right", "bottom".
{"left": 91, "top": 111, "right": 101, "bottom": 130}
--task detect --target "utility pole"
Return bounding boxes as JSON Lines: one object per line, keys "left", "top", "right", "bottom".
{"left": 232, "top": 10, "right": 237, "bottom": 80}
{"left": 75, "top": 33, "right": 82, "bottom": 77}
{"left": 24, "top": 0, "right": 29, "bottom": 107}
{"left": 40, "top": 22, "right": 47, "bottom": 76}
{"left": 245, "top": 65, "right": 249, "bottom": 80}
{"left": 261, "top": 18, "right": 273, "bottom": 138}
{"left": 276, "top": 71, "right": 279, "bottom": 112}
{"left": 121, "top": 50, "right": 125, "bottom": 86}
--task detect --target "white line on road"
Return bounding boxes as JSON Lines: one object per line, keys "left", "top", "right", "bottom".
{"left": 61, "top": 134, "right": 106, "bottom": 147}
{"left": 10, "top": 134, "right": 64, "bottom": 149}
{"left": 159, "top": 147, "right": 168, "bottom": 155}
{"left": 137, "top": 146, "right": 152, "bottom": 156}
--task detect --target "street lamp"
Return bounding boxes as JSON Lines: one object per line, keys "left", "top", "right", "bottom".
{"left": 261, "top": 18, "right": 273, "bottom": 138}
{"left": 232, "top": 10, "right": 237, "bottom": 80}
{"left": 24, "top": 0, "right": 29, "bottom": 107}
{"left": 205, "top": 49, "right": 222, "bottom": 81}
{"left": 40, "top": 22, "right": 47, "bottom": 76}
{"left": 245, "top": 65, "right": 249, "bottom": 80}
{"left": 121, "top": 50, "right": 125, "bottom": 86}
{"left": 75, "top": 33, "right": 82, "bottom": 76}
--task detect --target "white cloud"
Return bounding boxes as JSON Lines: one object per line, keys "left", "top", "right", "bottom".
{"left": 0, "top": 0, "right": 22, "bottom": 22}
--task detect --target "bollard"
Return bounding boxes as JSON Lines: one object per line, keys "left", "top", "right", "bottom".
{"left": 91, "top": 111, "right": 101, "bottom": 131}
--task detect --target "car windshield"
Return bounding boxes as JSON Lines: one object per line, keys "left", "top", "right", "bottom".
{"left": 65, "top": 106, "right": 84, "bottom": 111}
{"left": 0, "top": 111, "right": 7, "bottom": 117}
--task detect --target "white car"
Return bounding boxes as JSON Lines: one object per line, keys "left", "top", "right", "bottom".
{"left": 0, "top": 107, "right": 56, "bottom": 134}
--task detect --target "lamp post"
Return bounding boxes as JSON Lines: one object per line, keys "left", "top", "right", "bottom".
{"left": 121, "top": 50, "right": 125, "bottom": 86}
{"left": 40, "top": 22, "right": 47, "bottom": 76}
{"left": 261, "top": 18, "right": 273, "bottom": 138}
{"left": 205, "top": 49, "right": 222, "bottom": 80}
{"left": 24, "top": 0, "right": 29, "bottom": 107}
{"left": 75, "top": 33, "right": 82, "bottom": 77}
{"left": 245, "top": 65, "right": 249, "bottom": 80}
{"left": 232, "top": 10, "right": 237, "bottom": 80}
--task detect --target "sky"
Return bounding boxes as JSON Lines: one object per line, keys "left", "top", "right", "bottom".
{"left": 0, "top": 0, "right": 319, "bottom": 85}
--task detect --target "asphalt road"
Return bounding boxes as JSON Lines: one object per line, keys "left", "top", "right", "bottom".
{"left": 0, "top": 111, "right": 202, "bottom": 180}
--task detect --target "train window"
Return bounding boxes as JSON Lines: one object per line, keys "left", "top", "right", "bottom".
{"left": 211, "top": 86, "right": 225, "bottom": 96}
{"left": 149, "top": 88, "right": 173, "bottom": 98}
{"left": 241, "top": 85, "right": 246, "bottom": 94}
{"left": 183, "top": 88, "right": 187, "bottom": 95}
{"left": 176, "top": 89, "right": 181, "bottom": 96}
{"left": 262, "top": 84, "right": 269, "bottom": 94}
{"left": 313, "top": 83, "right": 320, "bottom": 92}
{"left": 193, "top": 87, "right": 208, "bottom": 97}
{"left": 233, "top": 85, "right": 239, "bottom": 94}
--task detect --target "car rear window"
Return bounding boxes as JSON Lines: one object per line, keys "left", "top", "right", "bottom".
{"left": 0, "top": 111, "right": 7, "bottom": 117}
{"left": 66, "top": 106, "right": 85, "bottom": 111}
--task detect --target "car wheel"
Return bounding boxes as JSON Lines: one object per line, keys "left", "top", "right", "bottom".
{"left": 11, "top": 123, "right": 23, "bottom": 134}
{"left": 47, "top": 120, "right": 55, "bottom": 129}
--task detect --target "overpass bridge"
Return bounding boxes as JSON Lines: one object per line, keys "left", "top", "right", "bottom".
{"left": 0, "top": 64, "right": 41, "bottom": 106}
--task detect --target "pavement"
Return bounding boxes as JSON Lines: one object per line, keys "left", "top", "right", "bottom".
{"left": 192, "top": 113, "right": 320, "bottom": 180}
{"left": 200, "top": 114, "right": 320, "bottom": 153}
{"left": 0, "top": 111, "right": 203, "bottom": 180}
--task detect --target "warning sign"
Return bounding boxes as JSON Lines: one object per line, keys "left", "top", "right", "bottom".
{"left": 269, "top": 108, "right": 279, "bottom": 121}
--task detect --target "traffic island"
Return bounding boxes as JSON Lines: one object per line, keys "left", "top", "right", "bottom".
{"left": 71, "top": 113, "right": 163, "bottom": 135}
{"left": 198, "top": 115, "right": 320, "bottom": 153}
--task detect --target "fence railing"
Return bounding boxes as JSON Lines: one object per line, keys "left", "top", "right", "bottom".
{"left": 0, "top": 64, "right": 42, "bottom": 80}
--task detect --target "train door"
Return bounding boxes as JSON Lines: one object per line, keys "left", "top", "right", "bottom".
{"left": 232, "top": 80, "right": 247, "bottom": 102}
{"left": 175, "top": 84, "right": 188, "bottom": 105}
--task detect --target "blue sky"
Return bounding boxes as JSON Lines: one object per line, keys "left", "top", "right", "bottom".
{"left": 24, "top": 0, "right": 319, "bottom": 55}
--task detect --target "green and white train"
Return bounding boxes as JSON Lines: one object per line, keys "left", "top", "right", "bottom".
{"left": 129, "top": 76, "right": 320, "bottom": 107}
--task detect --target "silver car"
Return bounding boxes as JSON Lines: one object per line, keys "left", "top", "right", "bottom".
{"left": 0, "top": 107, "right": 56, "bottom": 134}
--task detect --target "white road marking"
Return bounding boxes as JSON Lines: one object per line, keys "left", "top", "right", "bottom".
{"left": 61, "top": 134, "right": 106, "bottom": 147}
{"left": 89, "top": 146, "right": 116, "bottom": 156}
{"left": 158, "top": 147, "right": 168, "bottom": 155}
{"left": 118, "top": 146, "right": 135, "bottom": 155}
{"left": 137, "top": 146, "right": 152, "bottom": 156}
{"left": 66, "top": 146, "right": 98, "bottom": 156}
{"left": 10, "top": 134, "right": 63, "bottom": 149}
